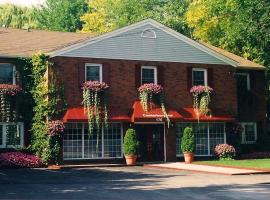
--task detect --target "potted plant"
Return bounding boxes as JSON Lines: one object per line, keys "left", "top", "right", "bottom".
{"left": 181, "top": 127, "right": 195, "bottom": 164}
{"left": 124, "top": 128, "right": 139, "bottom": 165}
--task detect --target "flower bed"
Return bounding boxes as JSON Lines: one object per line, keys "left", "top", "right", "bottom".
{"left": 0, "top": 84, "right": 22, "bottom": 96}
{"left": 0, "top": 152, "right": 44, "bottom": 168}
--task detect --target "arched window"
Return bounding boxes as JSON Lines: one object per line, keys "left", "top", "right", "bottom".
{"left": 141, "top": 28, "right": 156, "bottom": 39}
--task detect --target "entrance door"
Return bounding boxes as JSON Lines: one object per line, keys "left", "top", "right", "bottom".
{"left": 135, "top": 124, "right": 164, "bottom": 161}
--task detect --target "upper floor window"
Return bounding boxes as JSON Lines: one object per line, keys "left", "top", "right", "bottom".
{"left": 237, "top": 73, "right": 250, "bottom": 91}
{"left": 241, "top": 122, "right": 257, "bottom": 144}
{"left": 0, "top": 63, "right": 15, "bottom": 84}
{"left": 85, "top": 63, "right": 102, "bottom": 82}
{"left": 141, "top": 66, "right": 157, "bottom": 84}
{"left": 192, "top": 68, "right": 207, "bottom": 86}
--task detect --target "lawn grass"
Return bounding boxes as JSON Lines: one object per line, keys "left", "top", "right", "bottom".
{"left": 195, "top": 159, "right": 270, "bottom": 170}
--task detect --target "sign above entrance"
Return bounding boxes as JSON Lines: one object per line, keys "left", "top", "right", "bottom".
{"left": 131, "top": 101, "right": 182, "bottom": 122}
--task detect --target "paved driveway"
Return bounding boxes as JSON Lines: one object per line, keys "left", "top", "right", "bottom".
{"left": 1, "top": 166, "right": 270, "bottom": 200}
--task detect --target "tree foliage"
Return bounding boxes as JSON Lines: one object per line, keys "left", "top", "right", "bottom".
{"left": 81, "top": 0, "right": 191, "bottom": 36}
{"left": 0, "top": 3, "right": 37, "bottom": 29}
{"left": 34, "top": 0, "right": 88, "bottom": 32}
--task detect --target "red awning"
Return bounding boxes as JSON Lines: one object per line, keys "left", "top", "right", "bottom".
{"left": 178, "top": 108, "right": 234, "bottom": 122}
{"left": 63, "top": 107, "right": 131, "bottom": 122}
{"left": 131, "top": 101, "right": 182, "bottom": 122}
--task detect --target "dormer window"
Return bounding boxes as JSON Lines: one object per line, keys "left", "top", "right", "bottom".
{"left": 141, "top": 28, "right": 156, "bottom": 39}
{"left": 0, "top": 63, "right": 15, "bottom": 84}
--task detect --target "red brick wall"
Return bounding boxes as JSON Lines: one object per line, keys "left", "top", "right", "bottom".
{"left": 51, "top": 57, "right": 239, "bottom": 116}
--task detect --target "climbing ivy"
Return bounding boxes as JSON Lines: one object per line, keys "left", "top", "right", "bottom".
{"left": 30, "top": 53, "right": 66, "bottom": 164}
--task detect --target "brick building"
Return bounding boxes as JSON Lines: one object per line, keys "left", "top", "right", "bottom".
{"left": 0, "top": 19, "right": 266, "bottom": 162}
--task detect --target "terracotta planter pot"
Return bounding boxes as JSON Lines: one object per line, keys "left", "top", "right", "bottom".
{"left": 183, "top": 153, "right": 194, "bottom": 164}
{"left": 125, "top": 155, "right": 137, "bottom": 166}
{"left": 48, "top": 165, "right": 61, "bottom": 170}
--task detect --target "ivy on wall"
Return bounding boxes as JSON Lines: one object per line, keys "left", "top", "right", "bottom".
{"left": 30, "top": 53, "right": 66, "bottom": 164}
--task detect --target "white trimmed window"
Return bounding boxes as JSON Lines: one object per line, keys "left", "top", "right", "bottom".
{"left": 192, "top": 68, "right": 207, "bottom": 86}
{"left": 85, "top": 63, "right": 102, "bottom": 82}
{"left": 63, "top": 123, "right": 123, "bottom": 160}
{"left": 0, "top": 63, "right": 16, "bottom": 84}
{"left": 176, "top": 122, "right": 226, "bottom": 156}
{"left": 141, "top": 66, "right": 157, "bottom": 84}
{"left": 0, "top": 123, "right": 24, "bottom": 148}
{"left": 241, "top": 122, "right": 257, "bottom": 144}
{"left": 237, "top": 73, "right": 250, "bottom": 91}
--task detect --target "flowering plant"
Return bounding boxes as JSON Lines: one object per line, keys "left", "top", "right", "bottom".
{"left": 190, "top": 85, "right": 213, "bottom": 120}
{"left": 82, "top": 81, "right": 109, "bottom": 133}
{"left": 214, "top": 144, "right": 236, "bottom": 160}
{"left": 0, "top": 84, "right": 22, "bottom": 122}
{"left": 48, "top": 120, "right": 65, "bottom": 137}
{"left": 0, "top": 152, "right": 43, "bottom": 168}
{"left": 138, "top": 83, "right": 170, "bottom": 127}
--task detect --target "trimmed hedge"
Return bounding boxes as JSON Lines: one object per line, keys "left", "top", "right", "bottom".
{"left": 180, "top": 127, "right": 195, "bottom": 153}
{"left": 124, "top": 128, "right": 139, "bottom": 156}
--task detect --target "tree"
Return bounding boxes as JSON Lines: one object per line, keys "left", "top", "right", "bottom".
{"left": 35, "top": 0, "right": 88, "bottom": 32}
{"left": 0, "top": 4, "right": 37, "bottom": 29}
{"left": 81, "top": 0, "right": 191, "bottom": 36}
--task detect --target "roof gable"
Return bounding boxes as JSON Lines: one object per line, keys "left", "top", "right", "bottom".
{"left": 52, "top": 19, "right": 237, "bottom": 66}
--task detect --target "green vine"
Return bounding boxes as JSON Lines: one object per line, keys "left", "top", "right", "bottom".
{"left": 30, "top": 53, "right": 66, "bottom": 164}
{"left": 138, "top": 83, "right": 170, "bottom": 127}
{"left": 82, "top": 81, "right": 109, "bottom": 134}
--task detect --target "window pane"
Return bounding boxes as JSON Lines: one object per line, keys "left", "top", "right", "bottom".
{"left": 104, "top": 123, "right": 122, "bottom": 158}
{"left": 209, "top": 123, "right": 225, "bottom": 154}
{"left": 142, "top": 68, "right": 155, "bottom": 84}
{"left": 0, "top": 125, "right": 2, "bottom": 146}
{"left": 244, "top": 124, "right": 256, "bottom": 143}
{"left": 193, "top": 70, "right": 205, "bottom": 86}
{"left": 6, "top": 124, "right": 21, "bottom": 146}
{"left": 0, "top": 64, "right": 13, "bottom": 84}
{"left": 84, "top": 125, "right": 102, "bottom": 158}
{"left": 86, "top": 66, "right": 100, "bottom": 81}
{"left": 63, "top": 123, "right": 83, "bottom": 159}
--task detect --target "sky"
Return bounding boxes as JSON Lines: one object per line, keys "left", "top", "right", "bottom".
{"left": 0, "top": 0, "right": 45, "bottom": 7}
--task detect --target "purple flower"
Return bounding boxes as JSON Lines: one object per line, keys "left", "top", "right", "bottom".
{"left": 81, "top": 81, "right": 109, "bottom": 92}
{"left": 138, "top": 83, "right": 163, "bottom": 94}
{"left": 48, "top": 120, "right": 65, "bottom": 137}
{"left": 190, "top": 85, "right": 213, "bottom": 94}
{"left": 0, "top": 84, "right": 22, "bottom": 96}
{"left": 0, "top": 152, "right": 43, "bottom": 168}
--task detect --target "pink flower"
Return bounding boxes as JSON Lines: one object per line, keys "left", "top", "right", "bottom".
{"left": 138, "top": 83, "right": 163, "bottom": 94}
{"left": 214, "top": 144, "right": 236, "bottom": 159}
{"left": 48, "top": 120, "right": 65, "bottom": 137}
{"left": 81, "top": 81, "right": 109, "bottom": 92}
{"left": 0, "top": 152, "right": 43, "bottom": 168}
{"left": 190, "top": 85, "right": 213, "bottom": 94}
{"left": 0, "top": 84, "right": 22, "bottom": 96}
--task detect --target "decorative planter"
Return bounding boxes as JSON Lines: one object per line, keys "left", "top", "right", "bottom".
{"left": 125, "top": 155, "right": 137, "bottom": 166}
{"left": 183, "top": 153, "right": 194, "bottom": 164}
{"left": 48, "top": 165, "right": 62, "bottom": 170}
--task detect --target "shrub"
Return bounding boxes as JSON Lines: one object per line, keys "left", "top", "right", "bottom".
{"left": 214, "top": 144, "right": 236, "bottom": 160}
{"left": 124, "top": 128, "right": 139, "bottom": 156}
{"left": 181, "top": 127, "right": 195, "bottom": 153}
{"left": 0, "top": 152, "right": 44, "bottom": 168}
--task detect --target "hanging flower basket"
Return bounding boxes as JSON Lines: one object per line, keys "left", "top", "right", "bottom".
{"left": 81, "top": 81, "right": 109, "bottom": 133}
{"left": 190, "top": 85, "right": 213, "bottom": 120}
{"left": 0, "top": 84, "right": 22, "bottom": 122}
{"left": 138, "top": 83, "right": 170, "bottom": 127}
